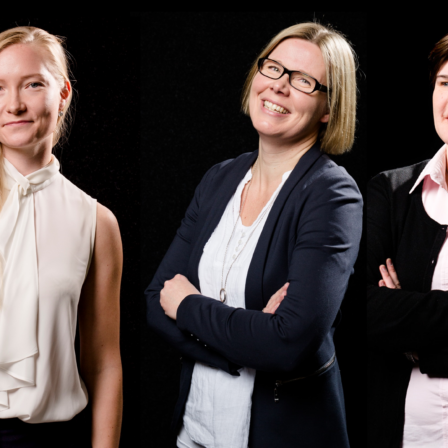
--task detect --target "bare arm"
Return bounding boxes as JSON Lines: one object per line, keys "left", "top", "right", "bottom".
{"left": 79, "top": 203, "right": 123, "bottom": 448}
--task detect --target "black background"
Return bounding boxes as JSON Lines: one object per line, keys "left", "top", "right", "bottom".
{"left": 0, "top": 17, "right": 140, "bottom": 447}
{"left": 367, "top": 17, "right": 448, "bottom": 180}
{"left": 140, "top": 12, "right": 366, "bottom": 448}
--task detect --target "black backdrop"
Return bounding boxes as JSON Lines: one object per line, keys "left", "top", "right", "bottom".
{"left": 0, "top": 18, "right": 140, "bottom": 447}
{"left": 140, "top": 12, "right": 367, "bottom": 448}
{"left": 367, "top": 16, "right": 448, "bottom": 180}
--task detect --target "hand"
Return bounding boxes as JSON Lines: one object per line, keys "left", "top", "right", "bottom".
{"left": 263, "top": 282, "right": 289, "bottom": 314}
{"left": 379, "top": 258, "right": 401, "bottom": 289}
{"left": 160, "top": 274, "right": 200, "bottom": 320}
{"left": 378, "top": 260, "right": 418, "bottom": 361}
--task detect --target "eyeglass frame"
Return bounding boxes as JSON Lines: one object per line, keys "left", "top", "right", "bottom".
{"left": 257, "top": 58, "right": 328, "bottom": 94}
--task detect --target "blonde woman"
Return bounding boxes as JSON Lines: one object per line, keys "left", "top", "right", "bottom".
{"left": 0, "top": 27, "right": 122, "bottom": 447}
{"left": 146, "top": 22, "right": 362, "bottom": 448}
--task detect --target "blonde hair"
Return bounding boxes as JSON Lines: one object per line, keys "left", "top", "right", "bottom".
{"left": 241, "top": 22, "right": 357, "bottom": 155}
{"left": 0, "top": 26, "right": 73, "bottom": 206}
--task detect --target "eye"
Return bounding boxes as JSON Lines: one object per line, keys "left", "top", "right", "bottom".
{"left": 267, "top": 64, "right": 281, "bottom": 73}
{"left": 29, "top": 82, "right": 43, "bottom": 89}
{"left": 294, "top": 75, "right": 311, "bottom": 86}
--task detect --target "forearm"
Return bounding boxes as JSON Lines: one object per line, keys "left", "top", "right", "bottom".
{"left": 147, "top": 292, "right": 240, "bottom": 374}
{"left": 177, "top": 294, "right": 334, "bottom": 373}
{"left": 367, "top": 284, "right": 448, "bottom": 353}
{"left": 82, "top": 364, "right": 123, "bottom": 448}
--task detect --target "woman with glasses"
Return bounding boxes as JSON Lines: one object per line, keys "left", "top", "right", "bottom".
{"left": 146, "top": 22, "right": 362, "bottom": 448}
{"left": 367, "top": 33, "right": 448, "bottom": 448}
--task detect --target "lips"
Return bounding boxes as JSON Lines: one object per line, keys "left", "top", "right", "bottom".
{"left": 3, "top": 121, "right": 32, "bottom": 126}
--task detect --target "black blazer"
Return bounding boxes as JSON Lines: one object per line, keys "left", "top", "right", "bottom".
{"left": 367, "top": 162, "right": 448, "bottom": 447}
{"left": 146, "top": 144, "right": 362, "bottom": 448}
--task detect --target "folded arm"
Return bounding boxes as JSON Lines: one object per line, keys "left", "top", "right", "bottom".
{"left": 145, "top": 163, "right": 240, "bottom": 375}
{"left": 175, "top": 173, "right": 362, "bottom": 373}
{"left": 367, "top": 173, "right": 448, "bottom": 356}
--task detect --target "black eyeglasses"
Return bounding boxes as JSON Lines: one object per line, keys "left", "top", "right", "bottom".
{"left": 258, "top": 58, "right": 328, "bottom": 94}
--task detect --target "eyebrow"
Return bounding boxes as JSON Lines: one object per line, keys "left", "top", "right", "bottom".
{"left": 0, "top": 73, "right": 46, "bottom": 82}
{"left": 436, "top": 74, "right": 448, "bottom": 79}
{"left": 269, "top": 58, "right": 311, "bottom": 77}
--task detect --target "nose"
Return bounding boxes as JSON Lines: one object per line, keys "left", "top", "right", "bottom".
{"left": 271, "top": 73, "right": 290, "bottom": 95}
{"left": 6, "top": 89, "right": 26, "bottom": 115}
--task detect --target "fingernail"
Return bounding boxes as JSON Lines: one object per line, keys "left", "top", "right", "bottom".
{"left": 380, "top": 265, "right": 386, "bottom": 271}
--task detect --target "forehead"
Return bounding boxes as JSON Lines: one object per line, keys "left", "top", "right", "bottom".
{"left": 0, "top": 43, "right": 52, "bottom": 79}
{"left": 269, "top": 38, "right": 326, "bottom": 80}
{"left": 438, "top": 59, "right": 448, "bottom": 76}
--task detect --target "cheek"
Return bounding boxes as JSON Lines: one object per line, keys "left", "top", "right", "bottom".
{"left": 249, "top": 76, "right": 269, "bottom": 107}
{"left": 33, "top": 93, "right": 59, "bottom": 131}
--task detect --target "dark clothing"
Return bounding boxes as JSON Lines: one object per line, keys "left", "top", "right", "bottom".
{"left": 367, "top": 161, "right": 448, "bottom": 448}
{"left": 0, "top": 407, "right": 91, "bottom": 448}
{"left": 146, "top": 144, "right": 362, "bottom": 448}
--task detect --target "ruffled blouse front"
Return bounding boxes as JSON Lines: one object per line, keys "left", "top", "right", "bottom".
{"left": 0, "top": 157, "right": 96, "bottom": 423}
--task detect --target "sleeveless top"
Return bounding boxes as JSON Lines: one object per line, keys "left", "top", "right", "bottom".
{"left": 0, "top": 156, "right": 96, "bottom": 423}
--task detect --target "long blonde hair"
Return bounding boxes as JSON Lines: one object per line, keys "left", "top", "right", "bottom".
{"left": 0, "top": 26, "right": 73, "bottom": 207}
{"left": 241, "top": 22, "right": 358, "bottom": 155}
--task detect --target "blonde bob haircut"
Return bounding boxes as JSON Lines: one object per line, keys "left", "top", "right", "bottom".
{"left": 241, "top": 22, "right": 357, "bottom": 155}
{"left": 0, "top": 26, "right": 73, "bottom": 206}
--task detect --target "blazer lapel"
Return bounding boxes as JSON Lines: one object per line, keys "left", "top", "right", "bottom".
{"left": 245, "top": 144, "right": 323, "bottom": 311}
{"left": 188, "top": 150, "right": 258, "bottom": 287}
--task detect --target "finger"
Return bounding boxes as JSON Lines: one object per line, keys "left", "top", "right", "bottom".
{"left": 379, "top": 265, "right": 397, "bottom": 289}
{"left": 386, "top": 259, "right": 401, "bottom": 289}
{"left": 273, "top": 302, "right": 281, "bottom": 313}
{"left": 379, "top": 280, "right": 386, "bottom": 287}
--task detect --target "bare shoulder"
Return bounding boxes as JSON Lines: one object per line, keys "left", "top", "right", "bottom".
{"left": 95, "top": 203, "right": 122, "bottom": 262}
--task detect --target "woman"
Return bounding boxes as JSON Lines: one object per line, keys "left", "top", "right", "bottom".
{"left": 146, "top": 22, "right": 362, "bottom": 448}
{"left": 0, "top": 27, "right": 122, "bottom": 447}
{"left": 367, "top": 33, "right": 448, "bottom": 447}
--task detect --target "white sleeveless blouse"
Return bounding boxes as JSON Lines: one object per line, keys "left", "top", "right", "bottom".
{"left": 0, "top": 156, "right": 96, "bottom": 423}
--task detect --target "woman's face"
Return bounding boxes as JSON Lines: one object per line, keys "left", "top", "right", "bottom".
{"left": 433, "top": 60, "right": 448, "bottom": 145}
{"left": 0, "top": 43, "right": 69, "bottom": 155}
{"left": 249, "top": 38, "right": 329, "bottom": 147}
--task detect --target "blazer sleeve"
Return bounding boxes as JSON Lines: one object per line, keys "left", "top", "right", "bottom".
{"left": 145, "top": 162, "right": 240, "bottom": 376}
{"left": 176, "top": 168, "right": 363, "bottom": 373}
{"left": 367, "top": 173, "right": 448, "bottom": 356}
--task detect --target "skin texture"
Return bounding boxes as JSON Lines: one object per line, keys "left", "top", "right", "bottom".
{"left": 0, "top": 43, "right": 123, "bottom": 447}
{"left": 433, "top": 60, "right": 448, "bottom": 174}
{"left": 0, "top": 43, "right": 69, "bottom": 174}
{"left": 160, "top": 38, "right": 329, "bottom": 320}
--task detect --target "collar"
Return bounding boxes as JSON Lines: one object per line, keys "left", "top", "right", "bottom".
{"left": 409, "top": 144, "right": 448, "bottom": 194}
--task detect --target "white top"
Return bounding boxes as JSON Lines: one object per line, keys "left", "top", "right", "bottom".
{"left": 403, "top": 144, "right": 448, "bottom": 447}
{"left": 178, "top": 167, "right": 292, "bottom": 448}
{"left": 0, "top": 156, "right": 96, "bottom": 423}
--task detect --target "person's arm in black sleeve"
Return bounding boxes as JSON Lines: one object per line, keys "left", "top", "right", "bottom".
{"left": 145, "top": 162, "right": 240, "bottom": 376}
{"left": 176, "top": 170, "right": 362, "bottom": 373}
{"left": 367, "top": 172, "right": 448, "bottom": 357}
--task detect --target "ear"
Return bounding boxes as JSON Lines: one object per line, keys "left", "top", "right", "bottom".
{"left": 320, "top": 107, "right": 330, "bottom": 124}
{"left": 59, "top": 80, "right": 71, "bottom": 109}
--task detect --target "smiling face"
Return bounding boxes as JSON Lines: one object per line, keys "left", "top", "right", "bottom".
{"left": 248, "top": 38, "right": 329, "bottom": 147}
{"left": 433, "top": 60, "right": 448, "bottom": 145}
{"left": 0, "top": 43, "right": 69, "bottom": 156}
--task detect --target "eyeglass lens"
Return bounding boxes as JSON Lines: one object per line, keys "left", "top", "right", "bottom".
{"left": 259, "top": 59, "right": 316, "bottom": 93}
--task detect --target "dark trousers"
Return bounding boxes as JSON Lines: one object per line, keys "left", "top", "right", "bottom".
{"left": 0, "top": 407, "right": 91, "bottom": 448}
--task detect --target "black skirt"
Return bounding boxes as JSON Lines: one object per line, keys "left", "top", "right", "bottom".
{"left": 0, "top": 406, "right": 91, "bottom": 448}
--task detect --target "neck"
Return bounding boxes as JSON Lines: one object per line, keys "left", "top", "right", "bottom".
{"left": 3, "top": 142, "right": 53, "bottom": 176}
{"left": 254, "top": 134, "right": 317, "bottom": 188}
